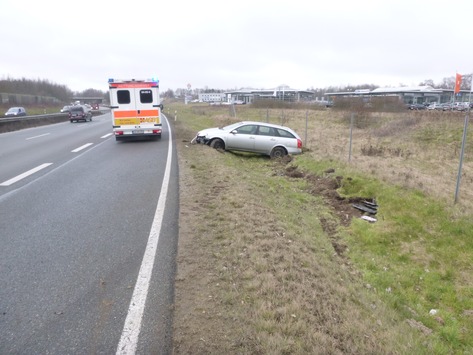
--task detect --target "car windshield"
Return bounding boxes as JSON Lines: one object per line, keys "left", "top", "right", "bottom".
{"left": 7, "top": 108, "right": 19, "bottom": 112}
{"left": 221, "top": 122, "right": 245, "bottom": 131}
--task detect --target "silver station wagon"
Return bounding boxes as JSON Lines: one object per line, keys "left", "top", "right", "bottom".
{"left": 193, "top": 121, "right": 303, "bottom": 158}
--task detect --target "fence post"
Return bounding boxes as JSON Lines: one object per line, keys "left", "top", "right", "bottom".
{"left": 349, "top": 113, "right": 354, "bottom": 163}
{"left": 454, "top": 114, "right": 470, "bottom": 203}
{"left": 305, "top": 110, "right": 308, "bottom": 149}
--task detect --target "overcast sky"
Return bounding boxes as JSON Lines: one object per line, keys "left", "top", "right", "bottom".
{"left": 1, "top": 0, "right": 472, "bottom": 93}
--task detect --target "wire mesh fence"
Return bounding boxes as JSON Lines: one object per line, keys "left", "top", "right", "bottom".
{"left": 247, "top": 107, "right": 473, "bottom": 210}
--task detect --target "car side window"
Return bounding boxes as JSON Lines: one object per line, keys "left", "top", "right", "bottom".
{"left": 257, "top": 126, "right": 277, "bottom": 136}
{"left": 277, "top": 128, "right": 295, "bottom": 138}
{"left": 235, "top": 125, "right": 258, "bottom": 135}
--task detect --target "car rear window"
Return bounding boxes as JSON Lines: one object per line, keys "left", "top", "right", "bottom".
{"left": 276, "top": 128, "right": 295, "bottom": 138}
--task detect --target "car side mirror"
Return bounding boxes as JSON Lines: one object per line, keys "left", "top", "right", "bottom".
{"left": 230, "top": 130, "right": 237, "bottom": 134}
{"left": 160, "top": 104, "right": 164, "bottom": 111}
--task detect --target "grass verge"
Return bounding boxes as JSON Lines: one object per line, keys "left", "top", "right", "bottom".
{"left": 170, "top": 102, "right": 473, "bottom": 354}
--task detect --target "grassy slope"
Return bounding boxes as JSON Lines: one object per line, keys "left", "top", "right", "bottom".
{"left": 170, "top": 102, "right": 473, "bottom": 354}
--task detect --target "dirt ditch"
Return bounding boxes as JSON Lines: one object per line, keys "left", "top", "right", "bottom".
{"left": 276, "top": 159, "right": 377, "bottom": 256}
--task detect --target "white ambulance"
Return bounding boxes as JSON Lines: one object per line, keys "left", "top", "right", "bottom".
{"left": 108, "top": 78, "right": 163, "bottom": 141}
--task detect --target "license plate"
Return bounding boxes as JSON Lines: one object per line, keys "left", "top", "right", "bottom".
{"left": 132, "top": 130, "right": 144, "bottom": 134}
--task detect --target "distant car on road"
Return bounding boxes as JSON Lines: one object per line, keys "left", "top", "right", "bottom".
{"left": 69, "top": 105, "right": 92, "bottom": 122}
{"left": 91, "top": 103, "right": 99, "bottom": 110}
{"left": 60, "top": 105, "right": 71, "bottom": 113}
{"left": 4, "top": 107, "right": 26, "bottom": 117}
{"left": 192, "top": 121, "right": 303, "bottom": 158}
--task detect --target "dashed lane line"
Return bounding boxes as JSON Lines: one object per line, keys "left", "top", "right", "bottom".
{"left": 71, "top": 143, "right": 93, "bottom": 153}
{"left": 0, "top": 163, "right": 53, "bottom": 186}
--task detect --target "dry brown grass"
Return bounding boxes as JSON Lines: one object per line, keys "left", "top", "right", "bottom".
{"left": 234, "top": 107, "right": 473, "bottom": 213}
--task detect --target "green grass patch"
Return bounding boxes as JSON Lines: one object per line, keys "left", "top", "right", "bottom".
{"left": 298, "top": 158, "right": 473, "bottom": 352}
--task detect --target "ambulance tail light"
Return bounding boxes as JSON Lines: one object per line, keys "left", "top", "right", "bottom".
{"left": 115, "top": 131, "right": 124, "bottom": 136}
{"left": 153, "top": 129, "right": 162, "bottom": 134}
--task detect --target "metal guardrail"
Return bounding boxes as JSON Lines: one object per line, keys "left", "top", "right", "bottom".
{"left": 0, "top": 110, "right": 106, "bottom": 134}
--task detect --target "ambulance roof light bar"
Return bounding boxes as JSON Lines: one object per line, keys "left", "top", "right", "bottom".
{"left": 108, "top": 78, "right": 159, "bottom": 83}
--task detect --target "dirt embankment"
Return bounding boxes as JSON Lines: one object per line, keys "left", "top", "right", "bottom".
{"left": 172, "top": 139, "right": 416, "bottom": 354}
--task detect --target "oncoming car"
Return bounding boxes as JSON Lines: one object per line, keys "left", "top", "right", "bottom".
{"left": 4, "top": 107, "right": 27, "bottom": 117}
{"left": 192, "top": 121, "right": 302, "bottom": 158}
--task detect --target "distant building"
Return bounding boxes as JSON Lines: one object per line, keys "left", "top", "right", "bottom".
{"left": 198, "top": 93, "right": 226, "bottom": 102}
{"left": 224, "top": 86, "right": 315, "bottom": 104}
{"left": 326, "top": 86, "right": 467, "bottom": 105}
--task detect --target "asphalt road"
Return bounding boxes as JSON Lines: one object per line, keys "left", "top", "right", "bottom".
{"left": 0, "top": 111, "right": 179, "bottom": 354}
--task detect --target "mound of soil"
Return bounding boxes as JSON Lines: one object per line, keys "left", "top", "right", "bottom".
{"left": 279, "top": 163, "right": 377, "bottom": 255}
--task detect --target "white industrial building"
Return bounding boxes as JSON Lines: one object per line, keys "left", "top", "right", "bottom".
{"left": 198, "top": 85, "right": 316, "bottom": 104}
{"left": 198, "top": 92, "right": 226, "bottom": 102}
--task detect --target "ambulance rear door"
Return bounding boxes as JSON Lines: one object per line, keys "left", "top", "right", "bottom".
{"left": 110, "top": 81, "right": 162, "bottom": 138}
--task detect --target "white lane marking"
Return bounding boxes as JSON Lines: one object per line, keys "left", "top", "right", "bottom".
{"left": 71, "top": 143, "right": 93, "bottom": 153}
{"left": 116, "top": 117, "right": 172, "bottom": 355}
{"left": 26, "top": 133, "right": 50, "bottom": 140}
{"left": 0, "top": 163, "right": 53, "bottom": 186}
{"left": 101, "top": 133, "right": 113, "bottom": 138}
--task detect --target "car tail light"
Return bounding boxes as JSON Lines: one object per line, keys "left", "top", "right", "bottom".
{"left": 297, "top": 139, "right": 302, "bottom": 149}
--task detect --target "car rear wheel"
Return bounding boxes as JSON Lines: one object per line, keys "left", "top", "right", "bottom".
{"left": 210, "top": 138, "right": 225, "bottom": 150}
{"left": 270, "top": 146, "right": 287, "bottom": 159}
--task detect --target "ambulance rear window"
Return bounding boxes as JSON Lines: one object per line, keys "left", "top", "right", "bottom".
{"left": 140, "top": 89, "right": 153, "bottom": 104}
{"left": 117, "top": 90, "right": 131, "bottom": 104}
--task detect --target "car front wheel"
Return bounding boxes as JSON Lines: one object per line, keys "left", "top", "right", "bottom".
{"left": 210, "top": 138, "right": 225, "bottom": 150}
{"left": 270, "top": 146, "right": 287, "bottom": 159}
